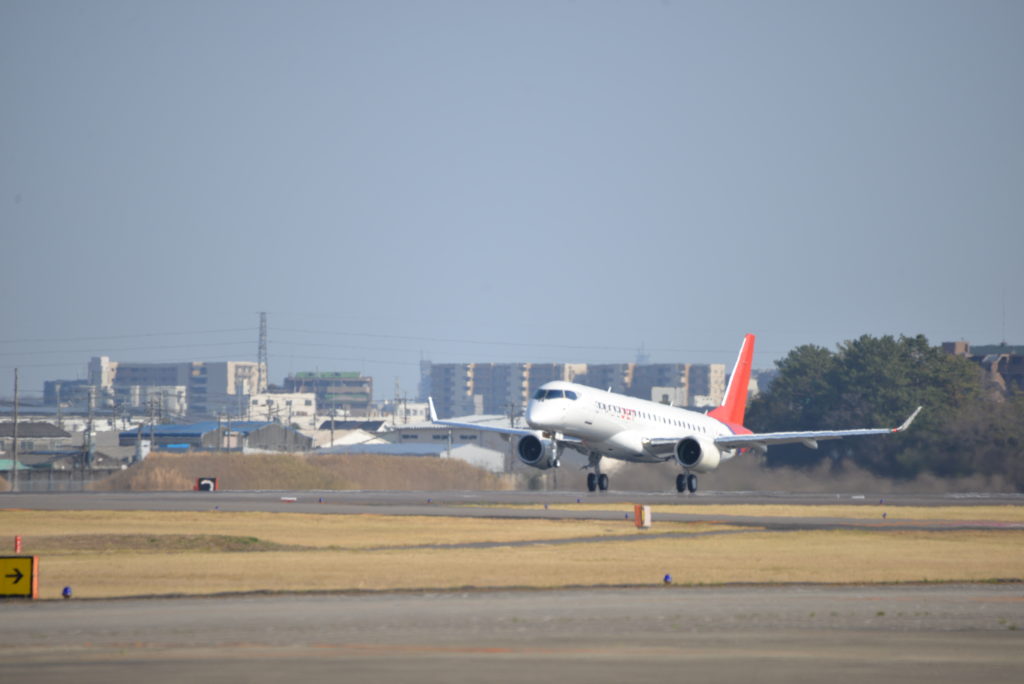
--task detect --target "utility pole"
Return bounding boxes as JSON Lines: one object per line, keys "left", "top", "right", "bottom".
{"left": 394, "top": 377, "right": 400, "bottom": 427}
{"left": 148, "top": 397, "right": 156, "bottom": 449}
{"left": 329, "top": 406, "right": 336, "bottom": 448}
{"left": 257, "top": 312, "right": 268, "bottom": 393}
{"left": 12, "top": 369, "right": 19, "bottom": 492}
{"left": 85, "top": 386, "right": 95, "bottom": 469}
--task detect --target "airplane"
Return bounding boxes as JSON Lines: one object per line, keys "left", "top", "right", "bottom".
{"left": 429, "top": 334, "right": 922, "bottom": 493}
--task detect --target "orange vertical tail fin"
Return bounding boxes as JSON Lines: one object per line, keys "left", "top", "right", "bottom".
{"left": 708, "top": 334, "right": 755, "bottom": 428}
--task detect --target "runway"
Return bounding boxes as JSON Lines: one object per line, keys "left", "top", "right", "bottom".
{"left": 2, "top": 584, "right": 1022, "bottom": 683}
{"left": 4, "top": 489, "right": 1023, "bottom": 533}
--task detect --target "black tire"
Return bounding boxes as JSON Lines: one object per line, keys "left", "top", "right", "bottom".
{"left": 598, "top": 474, "right": 609, "bottom": 491}
{"left": 676, "top": 474, "right": 687, "bottom": 493}
{"left": 587, "top": 473, "right": 597, "bottom": 492}
{"left": 687, "top": 473, "right": 698, "bottom": 493}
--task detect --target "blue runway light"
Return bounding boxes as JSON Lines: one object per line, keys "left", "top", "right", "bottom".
{"left": 663, "top": 574, "right": 672, "bottom": 585}
{"left": 62, "top": 586, "right": 72, "bottom": 599}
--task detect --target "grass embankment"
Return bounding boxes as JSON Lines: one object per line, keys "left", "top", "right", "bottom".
{"left": 3, "top": 508, "right": 1022, "bottom": 599}
{"left": 89, "top": 451, "right": 516, "bottom": 491}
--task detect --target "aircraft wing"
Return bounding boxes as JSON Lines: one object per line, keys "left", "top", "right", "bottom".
{"left": 427, "top": 397, "right": 536, "bottom": 436}
{"left": 427, "top": 397, "right": 587, "bottom": 453}
{"left": 713, "top": 407, "right": 922, "bottom": 452}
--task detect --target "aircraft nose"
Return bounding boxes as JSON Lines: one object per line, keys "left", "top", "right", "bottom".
{"left": 526, "top": 401, "right": 558, "bottom": 430}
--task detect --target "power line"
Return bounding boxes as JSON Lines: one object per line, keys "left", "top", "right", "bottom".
{"left": 273, "top": 327, "right": 727, "bottom": 354}
{"left": 0, "top": 341, "right": 253, "bottom": 357}
{"left": 0, "top": 327, "right": 252, "bottom": 345}
{"left": 269, "top": 353, "right": 421, "bottom": 367}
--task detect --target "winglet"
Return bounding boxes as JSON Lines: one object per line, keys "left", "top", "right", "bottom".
{"left": 708, "top": 334, "right": 755, "bottom": 428}
{"left": 894, "top": 406, "right": 922, "bottom": 433}
{"left": 428, "top": 396, "right": 439, "bottom": 423}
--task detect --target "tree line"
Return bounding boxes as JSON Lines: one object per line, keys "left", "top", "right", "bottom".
{"left": 745, "top": 334, "right": 1024, "bottom": 489}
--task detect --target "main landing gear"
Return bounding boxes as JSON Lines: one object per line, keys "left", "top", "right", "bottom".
{"left": 676, "top": 473, "right": 698, "bottom": 494}
{"left": 586, "top": 453, "right": 609, "bottom": 492}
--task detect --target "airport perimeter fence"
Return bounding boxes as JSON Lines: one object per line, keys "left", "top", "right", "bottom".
{"left": 2, "top": 468, "right": 116, "bottom": 492}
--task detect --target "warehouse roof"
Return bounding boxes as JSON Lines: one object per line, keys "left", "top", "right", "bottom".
{"left": 0, "top": 422, "right": 71, "bottom": 438}
{"left": 118, "top": 421, "right": 279, "bottom": 440}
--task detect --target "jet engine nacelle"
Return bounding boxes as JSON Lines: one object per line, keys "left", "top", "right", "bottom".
{"left": 517, "top": 434, "right": 558, "bottom": 470}
{"left": 674, "top": 435, "right": 722, "bottom": 473}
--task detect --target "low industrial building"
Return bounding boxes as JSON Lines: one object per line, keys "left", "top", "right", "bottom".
{"left": 118, "top": 421, "right": 312, "bottom": 452}
{"left": 0, "top": 422, "right": 73, "bottom": 454}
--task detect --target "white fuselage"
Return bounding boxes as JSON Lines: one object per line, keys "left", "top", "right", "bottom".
{"left": 525, "top": 381, "right": 739, "bottom": 464}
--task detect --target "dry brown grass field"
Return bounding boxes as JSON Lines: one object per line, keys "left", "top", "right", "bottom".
{"left": 2, "top": 508, "right": 1021, "bottom": 600}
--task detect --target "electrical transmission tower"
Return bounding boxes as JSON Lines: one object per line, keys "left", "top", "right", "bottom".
{"left": 257, "top": 311, "right": 268, "bottom": 392}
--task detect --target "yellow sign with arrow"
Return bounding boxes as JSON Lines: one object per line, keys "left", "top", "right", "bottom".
{"left": 0, "top": 556, "right": 39, "bottom": 599}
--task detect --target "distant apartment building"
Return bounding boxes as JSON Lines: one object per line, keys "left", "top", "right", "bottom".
{"left": 631, "top": 363, "right": 688, "bottom": 403}
{"left": 282, "top": 372, "right": 372, "bottom": 417}
{"left": 424, "top": 359, "right": 727, "bottom": 418}
{"left": 576, "top": 364, "right": 635, "bottom": 395}
{"left": 687, "top": 363, "right": 727, "bottom": 407}
{"left": 43, "top": 379, "right": 93, "bottom": 407}
{"left": 115, "top": 385, "right": 188, "bottom": 419}
{"left": 87, "top": 357, "right": 264, "bottom": 417}
{"left": 425, "top": 362, "right": 584, "bottom": 419}
{"left": 577, "top": 363, "right": 726, "bottom": 407}
{"left": 248, "top": 391, "right": 317, "bottom": 428}
{"left": 422, "top": 363, "right": 474, "bottom": 418}
{"left": 943, "top": 341, "right": 1024, "bottom": 396}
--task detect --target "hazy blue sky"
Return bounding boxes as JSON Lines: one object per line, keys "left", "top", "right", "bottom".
{"left": 2, "top": 0, "right": 1022, "bottom": 401}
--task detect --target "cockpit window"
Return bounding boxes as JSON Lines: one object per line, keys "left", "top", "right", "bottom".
{"left": 533, "top": 389, "right": 579, "bottom": 401}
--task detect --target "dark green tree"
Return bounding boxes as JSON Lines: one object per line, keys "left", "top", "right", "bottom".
{"left": 745, "top": 334, "right": 1019, "bottom": 484}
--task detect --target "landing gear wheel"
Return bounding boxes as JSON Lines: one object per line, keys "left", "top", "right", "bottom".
{"left": 676, "top": 474, "right": 687, "bottom": 493}
{"left": 586, "top": 473, "right": 597, "bottom": 492}
{"left": 687, "top": 473, "right": 698, "bottom": 494}
{"left": 598, "top": 473, "right": 609, "bottom": 491}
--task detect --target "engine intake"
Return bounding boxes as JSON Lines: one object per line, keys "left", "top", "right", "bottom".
{"left": 674, "top": 435, "right": 722, "bottom": 473}
{"left": 517, "top": 435, "right": 557, "bottom": 470}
